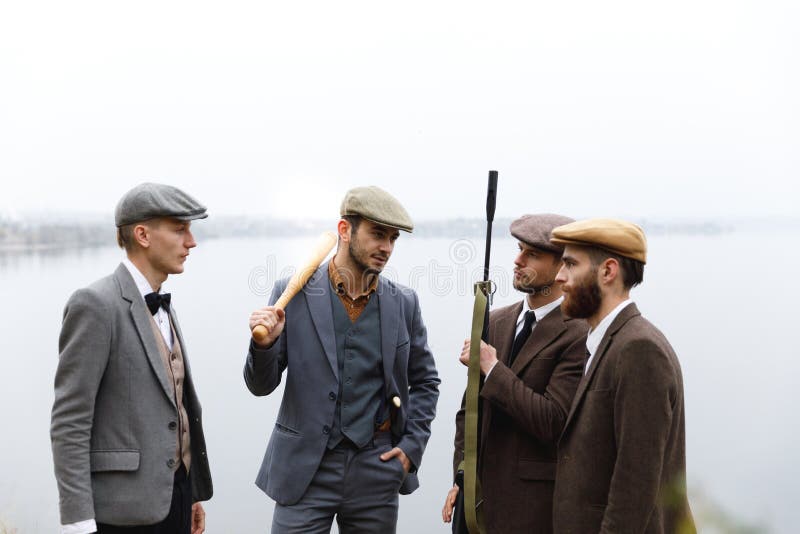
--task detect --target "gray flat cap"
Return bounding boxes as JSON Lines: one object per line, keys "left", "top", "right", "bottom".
{"left": 510, "top": 213, "right": 575, "bottom": 253}
{"left": 115, "top": 183, "right": 208, "bottom": 227}
{"left": 340, "top": 186, "right": 414, "bottom": 233}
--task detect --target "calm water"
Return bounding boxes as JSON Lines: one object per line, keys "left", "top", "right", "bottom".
{"left": 1, "top": 234, "right": 797, "bottom": 533}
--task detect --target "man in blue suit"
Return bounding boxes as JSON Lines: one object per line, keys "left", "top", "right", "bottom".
{"left": 244, "top": 186, "right": 440, "bottom": 533}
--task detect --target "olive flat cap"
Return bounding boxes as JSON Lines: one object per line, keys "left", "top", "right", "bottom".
{"left": 115, "top": 183, "right": 208, "bottom": 227}
{"left": 550, "top": 218, "right": 647, "bottom": 263}
{"left": 340, "top": 186, "right": 414, "bottom": 233}
{"left": 510, "top": 213, "right": 575, "bottom": 253}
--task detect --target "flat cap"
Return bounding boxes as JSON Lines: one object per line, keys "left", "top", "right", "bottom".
{"left": 115, "top": 183, "right": 208, "bottom": 227}
{"left": 510, "top": 213, "right": 575, "bottom": 254}
{"left": 340, "top": 186, "right": 414, "bottom": 233}
{"left": 550, "top": 218, "right": 647, "bottom": 263}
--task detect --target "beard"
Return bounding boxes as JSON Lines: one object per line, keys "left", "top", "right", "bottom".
{"left": 348, "top": 234, "right": 386, "bottom": 276}
{"left": 514, "top": 277, "right": 555, "bottom": 295}
{"left": 562, "top": 269, "right": 602, "bottom": 318}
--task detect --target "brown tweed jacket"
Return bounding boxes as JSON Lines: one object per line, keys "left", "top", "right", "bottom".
{"left": 454, "top": 301, "right": 588, "bottom": 533}
{"left": 553, "top": 303, "right": 696, "bottom": 534}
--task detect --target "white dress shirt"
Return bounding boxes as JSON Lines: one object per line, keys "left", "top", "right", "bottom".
{"left": 60, "top": 260, "right": 172, "bottom": 534}
{"left": 486, "top": 296, "right": 565, "bottom": 379}
{"left": 122, "top": 258, "right": 173, "bottom": 347}
{"left": 584, "top": 299, "right": 634, "bottom": 374}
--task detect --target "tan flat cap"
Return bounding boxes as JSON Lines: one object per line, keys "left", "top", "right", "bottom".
{"left": 340, "top": 186, "right": 414, "bottom": 233}
{"left": 550, "top": 218, "right": 647, "bottom": 263}
{"left": 510, "top": 214, "right": 575, "bottom": 253}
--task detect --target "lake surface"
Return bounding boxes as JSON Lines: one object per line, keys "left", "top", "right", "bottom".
{"left": 1, "top": 233, "right": 797, "bottom": 533}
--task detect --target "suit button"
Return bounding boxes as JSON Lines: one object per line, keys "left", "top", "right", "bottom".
{"left": 329, "top": 392, "right": 336, "bottom": 401}
{"left": 168, "top": 421, "right": 177, "bottom": 430}
{"left": 167, "top": 459, "right": 176, "bottom": 468}
{"left": 323, "top": 425, "right": 330, "bottom": 434}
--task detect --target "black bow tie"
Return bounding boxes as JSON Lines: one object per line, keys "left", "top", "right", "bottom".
{"left": 144, "top": 292, "right": 171, "bottom": 315}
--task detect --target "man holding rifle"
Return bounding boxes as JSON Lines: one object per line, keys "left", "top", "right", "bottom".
{"left": 245, "top": 186, "right": 440, "bottom": 533}
{"left": 549, "top": 218, "right": 695, "bottom": 533}
{"left": 444, "top": 214, "right": 588, "bottom": 533}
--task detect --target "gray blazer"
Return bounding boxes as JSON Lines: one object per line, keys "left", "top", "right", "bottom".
{"left": 244, "top": 263, "right": 440, "bottom": 505}
{"left": 51, "top": 264, "right": 212, "bottom": 526}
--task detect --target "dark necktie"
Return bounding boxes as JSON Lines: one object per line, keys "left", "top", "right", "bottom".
{"left": 509, "top": 310, "right": 536, "bottom": 366}
{"left": 145, "top": 292, "right": 171, "bottom": 315}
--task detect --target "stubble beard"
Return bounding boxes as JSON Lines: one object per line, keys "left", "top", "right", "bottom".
{"left": 514, "top": 278, "right": 555, "bottom": 295}
{"left": 348, "top": 237, "right": 384, "bottom": 279}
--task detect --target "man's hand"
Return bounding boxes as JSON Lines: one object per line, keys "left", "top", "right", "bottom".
{"left": 191, "top": 502, "right": 205, "bottom": 534}
{"left": 442, "top": 484, "right": 459, "bottom": 523}
{"left": 249, "top": 307, "right": 286, "bottom": 347}
{"left": 459, "top": 339, "right": 498, "bottom": 376}
{"left": 380, "top": 446, "right": 411, "bottom": 474}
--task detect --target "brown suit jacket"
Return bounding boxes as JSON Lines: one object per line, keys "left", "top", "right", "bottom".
{"left": 553, "top": 303, "right": 695, "bottom": 534}
{"left": 454, "top": 301, "right": 588, "bottom": 533}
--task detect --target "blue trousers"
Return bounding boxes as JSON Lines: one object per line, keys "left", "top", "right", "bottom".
{"left": 272, "top": 432, "right": 406, "bottom": 533}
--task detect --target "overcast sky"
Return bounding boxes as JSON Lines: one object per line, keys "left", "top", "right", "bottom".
{"left": 1, "top": 1, "right": 797, "bottom": 221}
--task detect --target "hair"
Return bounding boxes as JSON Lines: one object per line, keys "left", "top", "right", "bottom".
{"left": 116, "top": 219, "right": 160, "bottom": 251}
{"left": 116, "top": 224, "right": 135, "bottom": 250}
{"left": 586, "top": 247, "right": 644, "bottom": 289}
{"left": 341, "top": 215, "right": 362, "bottom": 234}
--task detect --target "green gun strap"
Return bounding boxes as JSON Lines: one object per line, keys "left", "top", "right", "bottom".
{"left": 464, "top": 283, "right": 487, "bottom": 534}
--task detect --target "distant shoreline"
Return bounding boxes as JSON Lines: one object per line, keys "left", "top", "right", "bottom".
{"left": 0, "top": 216, "right": 742, "bottom": 254}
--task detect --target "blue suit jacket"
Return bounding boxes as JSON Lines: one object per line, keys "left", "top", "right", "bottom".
{"left": 244, "top": 262, "right": 440, "bottom": 505}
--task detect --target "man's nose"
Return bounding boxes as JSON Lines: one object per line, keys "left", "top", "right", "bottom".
{"left": 554, "top": 265, "right": 567, "bottom": 284}
{"left": 186, "top": 229, "right": 197, "bottom": 249}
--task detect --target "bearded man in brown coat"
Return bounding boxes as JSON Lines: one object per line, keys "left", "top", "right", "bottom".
{"left": 550, "top": 218, "right": 695, "bottom": 534}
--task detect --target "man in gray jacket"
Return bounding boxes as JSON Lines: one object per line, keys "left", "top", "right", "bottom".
{"left": 245, "top": 186, "right": 440, "bottom": 533}
{"left": 51, "top": 183, "right": 213, "bottom": 534}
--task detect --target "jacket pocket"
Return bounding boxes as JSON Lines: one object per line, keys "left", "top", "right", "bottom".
{"left": 275, "top": 422, "right": 300, "bottom": 436}
{"left": 90, "top": 449, "right": 140, "bottom": 472}
{"left": 517, "top": 459, "right": 556, "bottom": 481}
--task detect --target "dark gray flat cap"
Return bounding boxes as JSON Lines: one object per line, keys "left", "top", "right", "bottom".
{"left": 115, "top": 183, "right": 208, "bottom": 227}
{"left": 510, "top": 213, "right": 575, "bottom": 253}
{"left": 340, "top": 186, "right": 414, "bottom": 233}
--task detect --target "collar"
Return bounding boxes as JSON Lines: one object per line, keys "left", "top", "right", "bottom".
{"left": 122, "top": 257, "right": 166, "bottom": 299}
{"left": 328, "top": 258, "right": 378, "bottom": 299}
{"left": 586, "top": 299, "right": 634, "bottom": 357}
{"left": 517, "top": 295, "right": 564, "bottom": 327}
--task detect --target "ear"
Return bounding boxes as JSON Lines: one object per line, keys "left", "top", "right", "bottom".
{"left": 600, "top": 258, "right": 620, "bottom": 285}
{"left": 132, "top": 223, "right": 151, "bottom": 249}
{"left": 337, "top": 219, "right": 351, "bottom": 242}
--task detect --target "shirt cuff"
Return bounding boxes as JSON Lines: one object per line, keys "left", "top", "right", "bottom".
{"left": 484, "top": 360, "right": 499, "bottom": 379}
{"left": 61, "top": 519, "right": 97, "bottom": 534}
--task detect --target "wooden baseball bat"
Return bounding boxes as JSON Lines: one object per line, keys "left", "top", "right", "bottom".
{"left": 251, "top": 231, "right": 337, "bottom": 344}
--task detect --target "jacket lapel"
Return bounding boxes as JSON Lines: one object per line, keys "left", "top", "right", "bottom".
{"left": 169, "top": 306, "right": 193, "bottom": 383}
{"left": 561, "top": 303, "right": 640, "bottom": 436}
{"left": 115, "top": 263, "right": 176, "bottom": 407}
{"left": 491, "top": 302, "right": 522, "bottom": 365}
{"left": 480, "top": 302, "right": 521, "bottom": 441}
{"left": 510, "top": 306, "right": 566, "bottom": 375}
{"left": 304, "top": 262, "right": 339, "bottom": 380}
{"left": 378, "top": 278, "right": 400, "bottom": 392}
